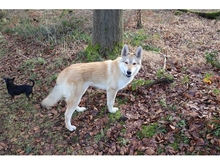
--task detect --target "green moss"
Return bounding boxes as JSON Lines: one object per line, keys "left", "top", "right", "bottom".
{"left": 195, "top": 10, "right": 220, "bottom": 19}
{"left": 108, "top": 110, "right": 122, "bottom": 123}
{"left": 169, "top": 142, "right": 179, "bottom": 151}
{"left": 79, "top": 43, "right": 122, "bottom": 62}
{"left": 137, "top": 123, "right": 158, "bottom": 139}
{"left": 174, "top": 10, "right": 183, "bottom": 16}
{"left": 117, "top": 97, "right": 129, "bottom": 105}
{"left": 137, "top": 150, "right": 144, "bottom": 155}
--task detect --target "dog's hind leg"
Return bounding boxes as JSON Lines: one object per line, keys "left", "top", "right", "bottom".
{"left": 64, "top": 87, "right": 87, "bottom": 131}
{"left": 25, "top": 91, "right": 32, "bottom": 101}
{"left": 76, "top": 87, "right": 88, "bottom": 112}
{"left": 65, "top": 99, "right": 84, "bottom": 131}
{"left": 76, "top": 106, "right": 86, "bottom": 112}
{"left": 65, "top": 101, "right": 78, "bottom": 131}
{"left": 11, "top": 95, "right": 15, "bottom": 102}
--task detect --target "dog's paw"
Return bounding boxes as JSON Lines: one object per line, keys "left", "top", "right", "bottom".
{"left": 109, "top": 107, "right": 119, "bottom": 113}
{"left": 76, "top": 106, "right": 86, "bottom": 112}
{"left": 66, "top": 125, "right": 76, "bottom": 131}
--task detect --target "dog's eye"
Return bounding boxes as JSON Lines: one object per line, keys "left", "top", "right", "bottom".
{"left": 125, "top": 62, "right": 128, "bottom": 64}
{"left": 133, "top": 63, "right": 136, "bottom": 65}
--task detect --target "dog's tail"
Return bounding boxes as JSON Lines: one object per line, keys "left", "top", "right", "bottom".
{"left": 28, "top": 79, "right": 35, "bottom": 87}
{"left": 41, "top": 84, "right": 63, "bottom": 108}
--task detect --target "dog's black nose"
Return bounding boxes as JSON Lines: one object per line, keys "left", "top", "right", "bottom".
{"left": 127, "top": 71, "right": 132, "bottom": 75}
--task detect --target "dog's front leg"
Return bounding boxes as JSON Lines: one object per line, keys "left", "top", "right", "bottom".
{"left": 107, "top": 88, "right": 118, "bottom": 113}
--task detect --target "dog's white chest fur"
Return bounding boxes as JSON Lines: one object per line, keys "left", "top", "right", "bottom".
{"left": 117, "top": 76, "right": 133, "bottom": 90}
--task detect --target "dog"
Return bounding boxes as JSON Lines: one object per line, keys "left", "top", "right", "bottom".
{"left": 41, "top": 44, "right": 143, "bottom": 131}
{"left": 3, "top": 77, "right": 35, "bottom": 101}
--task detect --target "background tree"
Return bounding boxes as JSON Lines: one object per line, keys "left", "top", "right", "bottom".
{"left": 136, "top": 10, "right": 142, "bottom": 29}
{"left": 92, "top": 10, "right": 123, "bottom": 57}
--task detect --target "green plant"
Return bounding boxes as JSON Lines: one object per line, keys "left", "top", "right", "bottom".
{"left": 25, "top": 145, "right": 33, "bottom": 154}
{"left": 177, "top": 120, "right": 187, "bottom": 128}
{"left": 213, "top": 88, "right": 220, "bottom": 95}
{"left": 157, "top": 146, "right": 165, "bottom": 154}
{"left": 124, "top": 30, "right": 160, "bottom": 52}
{"left": 159, "top": 98, "right": 167, "bottom": 108}
{"left": 78, "top": 44, "right": 121, "bottom": 63}
{"left": 3, "top": 10, "right": 90, "bottom": 46}
{"left": 181, "top": 75, "right": 190, "bottom": 85}
{"left": 117, "top": 137, "right": 129, "bottom": 146}
{"left": 214, "top": 127, "right": 220, "bottom": 137}
{"left": 205, "top": 51, "right": 220, "bottom": 70}
{"left": 0, "top": 32, "right": 7, "bottom": 57}
{"left": 125, "top": 29, "right": 147, "bottom": 46}
{"left": 207, "top": 119, "right": 220, "bottom": 138}
{"left": 94, "top": 128, "right": 105, "bottom": 143}
{"left": 49, "top": 73, "right": 58, "bottom": 82}
{"left": 156, "top": 69, "right": 173, "bottom": 80}
{"left": 137, "top": 123, "right": 158, "bottom": 139}
{"left": 117, "top": 97, "right": 128, "bottom": 105}
{"left": 168, "top": 104, "right": 177, "bottom": 111}
{"left": 142, "top": 44, "right": 160, "bottom": 52}
{"left": 174, "top": 10, "right": 183, "bottom": 16}
{"left": 20, "top": 57, "right": 46, "bottom": 70}
{"left": 131, "top": 79, "right": 154, "bottom": 90}
{"left": 204, "top": 72, "right": 214, "bottom": 79}
{"left": 169, "top": 141, "right": 179, "bottom": 151}
{"left": 83, "top": 44, "right": 102, "bottom": 62}
{"left": 158, "top": 124, "right": 167, "bottom": 134}
{"left": 108, "top": 111, "right": 122, "bottom": 123}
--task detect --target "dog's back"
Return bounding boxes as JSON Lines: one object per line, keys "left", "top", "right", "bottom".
{"left": 9, "top": 84, "right": 32, "bottom": 95}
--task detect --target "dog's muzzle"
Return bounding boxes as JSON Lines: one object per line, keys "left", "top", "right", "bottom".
{"left": 126, "top": 71, "right": 132, "bottom": 77}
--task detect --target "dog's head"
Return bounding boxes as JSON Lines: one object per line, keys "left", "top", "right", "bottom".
{"left": 3, "top": 77, "right": 15, "bottom": 85}
{"left": 119, "top": 44, "right": 142, "bottom": 78}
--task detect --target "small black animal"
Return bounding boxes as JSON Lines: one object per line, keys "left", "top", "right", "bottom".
{"left": 3, "top": 77, "right": 35, "bottom": 101}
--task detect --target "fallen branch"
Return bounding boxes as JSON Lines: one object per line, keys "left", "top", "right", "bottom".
{"left": 145, "top": 77, "right": 174, "bottom": 88}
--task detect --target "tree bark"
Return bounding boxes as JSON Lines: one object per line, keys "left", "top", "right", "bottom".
{"left": 136, "top": 10, "right": 142, "bottom": 29}
{"left": 92, "top": 10, "right": 123, "bottom": 57}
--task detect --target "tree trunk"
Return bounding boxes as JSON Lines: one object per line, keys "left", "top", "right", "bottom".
{"left": 136, "top": 10, "right": 142, "bottom": 29}
{"left": 92, "top": 10, "right": 123, "bottom": 57}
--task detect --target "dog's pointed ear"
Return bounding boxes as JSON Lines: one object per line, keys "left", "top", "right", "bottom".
{"left": 12, "top": 77, "right": 15, "bottom": 81}
{"left": 135, "top": 46, "right": 142, "bottom": 59}
{"left": 121, "top": 44, "right": 129, "bottom": 58}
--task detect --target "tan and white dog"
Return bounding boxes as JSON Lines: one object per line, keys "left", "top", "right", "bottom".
{"left": 41, "top": 44, "right": 143, "bottom": 131}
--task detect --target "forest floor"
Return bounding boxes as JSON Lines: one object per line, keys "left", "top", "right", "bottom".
{"left": 0, "top": 10, "right": 220, "bottom": 155}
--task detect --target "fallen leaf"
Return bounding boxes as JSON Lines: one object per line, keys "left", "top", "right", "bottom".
{"left": 85, "top": 146, "right": 94, "bottom": 154}
{"left": 33, "top": 126, "right": 40, "bottom": 132}
{"left": 203, "top": 77, "right": 212, "bottom": 84}
{"left": 0, "top": 142, "right": 7, "bottom": 151}
{"left": 196, "top": 138, "right": 205, "bottom": 146}
{"left": 145, "top": 147, "right": 155, "bottom": 155}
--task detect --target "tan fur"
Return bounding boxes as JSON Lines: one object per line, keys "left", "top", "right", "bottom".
{"left": 41, "top": 44, "right": 142, "bottom": 131}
